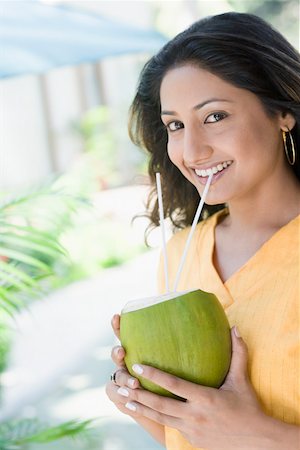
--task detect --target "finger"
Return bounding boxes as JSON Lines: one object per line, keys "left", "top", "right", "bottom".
{"left": 111, "top": 345, "right": 126, "bottom": 366}
{"left": 107, "top": 382, "right": 143, "bottom": 410}
{"left": 106, "top": 384, "right": 140, "bottom": 418}
{"left": 117, "top": 401, "right": 142, "bottom": 418}
{"left": 116, "top": 384, "right": 187, "bottom": 418}
{"left": 230, "top": 326, "right": 248, "bottom": 377}
{"left": 222, "top": 326, "right": 249, "bottom": 390}
{"left": 124, "top": 400, "right": 183, "bottom": 429}
{"left": 113, "top": 368, "right": 140, "bottom": 389}
{"left": 131, "top": 364, "right": 212, "bottom": 401}
{"left": 106, "top": 382, "right": 134, "bottom": 409}
{"left": 111, "top": 314, "right": 120, "bottom": 339}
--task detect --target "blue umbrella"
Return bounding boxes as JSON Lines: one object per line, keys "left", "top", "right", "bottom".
{"left": 0, "top": 1, "right": 167, "bottom": 79}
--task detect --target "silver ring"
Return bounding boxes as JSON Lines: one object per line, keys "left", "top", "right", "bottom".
{"left": 110, "top": 370, "right": 119, "bottom": 385}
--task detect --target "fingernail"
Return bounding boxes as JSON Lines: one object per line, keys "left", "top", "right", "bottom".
{"left": 132, "top": 364, "right": 143, "bottom": 375}
{"left": 125, "top": 402, "right": 137, "bottom": 411}
{"left": 234, "top": 326, "right": 241, "bottom": 338}
{"left": 117, "top": 387, "right": 129, "bottom": 397}
{"left": 128, "top": 377, "right": 137, "bottom": 388}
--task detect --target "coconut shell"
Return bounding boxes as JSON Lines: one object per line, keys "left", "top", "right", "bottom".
{"left": 120, "top": 289, "right": 231, "bottom": 398}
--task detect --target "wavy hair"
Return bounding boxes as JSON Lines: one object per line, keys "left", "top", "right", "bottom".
{"left": 129, "top": 12, "right": 300, "bottom": 238}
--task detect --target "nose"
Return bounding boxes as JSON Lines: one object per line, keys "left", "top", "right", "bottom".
{"left": 183, "top": 127, "right": 213, "bottom": 166}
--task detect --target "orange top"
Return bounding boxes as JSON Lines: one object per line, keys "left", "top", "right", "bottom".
{"left": 157, "top": 210, "right": 300, "bottom": 450}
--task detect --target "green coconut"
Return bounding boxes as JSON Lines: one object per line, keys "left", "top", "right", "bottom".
{"left": 120, "top": 289, "right": 231, "bottom": 398}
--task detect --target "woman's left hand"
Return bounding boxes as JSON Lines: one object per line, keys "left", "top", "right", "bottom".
{"left": 113, "top": 327, "right": 275, "bottom": 450}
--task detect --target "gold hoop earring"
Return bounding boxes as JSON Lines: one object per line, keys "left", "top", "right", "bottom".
{"left": 282, "top": 129, "right": 296, "bottom": 165}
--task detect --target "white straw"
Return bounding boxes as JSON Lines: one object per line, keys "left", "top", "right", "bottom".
{"left": 173, "top": 172, "right": 213, "bottom": 292}
{"left": 156, "top": 172, "right": 170, "bottom": 293}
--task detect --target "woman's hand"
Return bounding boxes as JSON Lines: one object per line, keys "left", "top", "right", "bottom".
{"left": 105, "top": 314, "right": 166, "bottom": 445}
{"left": 105, "top": 314, "right": 141, "bottom": 417}
{"left": 113, "top": 327, "right": 285, "bottom": 450}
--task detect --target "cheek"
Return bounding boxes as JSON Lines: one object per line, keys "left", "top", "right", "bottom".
{"left": 167, "top": 141, "right": 181, "bottom": 167}
{"left": 238, "top": 113, "right": 278, "bottom": 153}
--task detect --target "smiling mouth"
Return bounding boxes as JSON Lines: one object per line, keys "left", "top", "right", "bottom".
{"left": 194, "top": 160, "right": 233, "bottom": 178}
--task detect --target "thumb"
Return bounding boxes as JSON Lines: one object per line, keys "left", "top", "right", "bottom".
{"left": 222, "top": 326, "right": 249, "bottom": 391}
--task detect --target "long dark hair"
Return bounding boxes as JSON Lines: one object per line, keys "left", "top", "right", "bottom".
{"left": 129, "top": 12, "right": 300, "bottom": 237}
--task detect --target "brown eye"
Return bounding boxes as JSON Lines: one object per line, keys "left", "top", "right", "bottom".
{"left": 205, "top": 112, "right": 227, "bottom": 123}
{"left": 168, "top": 121, "right": 184, "bottom": 132}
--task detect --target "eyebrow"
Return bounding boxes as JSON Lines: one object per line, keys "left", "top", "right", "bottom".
{"left": 161, "top": 98, "right": 233, "bottom": 116}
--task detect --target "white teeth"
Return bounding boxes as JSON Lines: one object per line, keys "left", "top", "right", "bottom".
{"left": 195, "top": 160, "right": 233, "bottom": 177}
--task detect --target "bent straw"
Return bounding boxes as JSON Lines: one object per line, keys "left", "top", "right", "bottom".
{"left": 173, "top": 172, "right": 213, "bottom": 292}
{"left": 156, "top": 172, "right": 170, "bottom": 293}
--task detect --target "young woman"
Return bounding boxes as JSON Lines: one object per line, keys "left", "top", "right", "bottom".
{"left": 106, "top": 12, "right": 300, "bottom": 449}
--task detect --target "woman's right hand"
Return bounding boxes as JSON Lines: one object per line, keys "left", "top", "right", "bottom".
{"left": 106, "top": 314, "right": 166, "bottom": 446}
{"left": 105, "top": 314, "right": 141, "bottom": 416}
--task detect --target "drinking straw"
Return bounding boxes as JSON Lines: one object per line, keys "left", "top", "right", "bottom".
{"left": 156, "top": 172, "right": 170, "bottom": 293}
{"left": 173, "top": 172, "right": 213, "bottom": 292}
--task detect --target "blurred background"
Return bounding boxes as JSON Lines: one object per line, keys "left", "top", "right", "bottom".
{"left": 0, "top": 1, "right": 299, "bottom": 449}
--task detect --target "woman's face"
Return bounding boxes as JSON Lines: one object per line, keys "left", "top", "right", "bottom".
{"left": 160, "top": 64, "right": 294, "bottom": 205}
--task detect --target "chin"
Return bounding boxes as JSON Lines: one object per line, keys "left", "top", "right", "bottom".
{"left": 196, "top": 189, "right": 227, "bottom": 205}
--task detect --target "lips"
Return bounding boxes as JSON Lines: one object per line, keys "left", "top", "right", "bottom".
{"left": 192, "top": 160, "right": 233, "bottom": 187}
{"left": 194, "top": 160, "right": 233, "bottom": 178}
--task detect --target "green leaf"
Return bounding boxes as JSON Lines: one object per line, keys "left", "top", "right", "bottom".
{"left": 0, "top": 248, "right": 52, "bottom": 272}
{"left": 0, "top": 418, "right": 94, "bottom": 448}
{"left": 19, "top": 419, "right": 93, "bottom": 443}
{"left": 0, "top": 267, "right": 35, "bottom": 293}
{"left": 0, "top": 286, "right": 23, "bottom": 311}
{"left": 0, "top": 222, "right": 68, "bottom": 256}
{"left": 0, "top": 260, "right": 36, "bottom": 288}
{"left": 0, "top": 234, "right": 66, "bottom": 260}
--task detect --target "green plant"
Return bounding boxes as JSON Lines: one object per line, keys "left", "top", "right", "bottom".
{"left": 0, "top": 418, "right": 93, "bottom": 449}
{"left": 75, "top": 105, "right": 147, "bottom": 190}
{"left": 0, "top": 197, "right": 67, "bottom": 312}
{"left": 0, "top": 187, "right": 95, "bottom": 447}
{"left": 0, "top": 181, "right": 93, "bottom": 294}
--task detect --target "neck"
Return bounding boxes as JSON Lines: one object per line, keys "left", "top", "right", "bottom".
{"left": 225, "top": 170, "right": 300, "bottom": 232}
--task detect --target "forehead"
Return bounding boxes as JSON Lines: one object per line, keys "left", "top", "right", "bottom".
{"left": 160, "top": 64, "right": 249, "bottom": 107}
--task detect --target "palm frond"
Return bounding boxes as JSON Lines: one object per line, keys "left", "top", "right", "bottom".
{"left": 0, "top": 248, "right": 52, "bottom": 273}
{"left": 0, "top": 286, "right": 23, "bottom": 316}
{"left": 0, "top": 418, "right": 94, "bottom": 448}
{"left": 0, "top": 190, "right": 79, "bottom": 317}
{"left": 0, "top": 236, "right": 65, "bottom": 261}
{"left": 0, "top": 222, "right": 68, "bottom": 257}
{"left": 0, "top": 187, "right": 96, "bottom": 450}
{"left": 0, "top": 261, "right": 36, "bottom": 291}
{"left": 0, "top": 187, "right": 89, "bottom": 214}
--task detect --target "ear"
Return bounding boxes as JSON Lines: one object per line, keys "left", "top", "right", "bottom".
{"left": 278, "top": 111, "right": 296, "bottom": 132}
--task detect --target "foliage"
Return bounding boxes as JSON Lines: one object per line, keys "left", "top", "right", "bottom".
{"left": 0, "top": 320, "right": 11, "bottom": 374}
{"left": 75, "top": 105, "right": 146, "bottom": 190}
{"left": 0, "top": 418, "right": 94, "bottom": 449}
{"left": 0, "top": 187, "right": 87, "bottom": 315}
{"left": 0, "top": 187, "right": 96, "bottom": 448}
{"left": 0, "top": 108, "right": 147, "bottom": 450}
